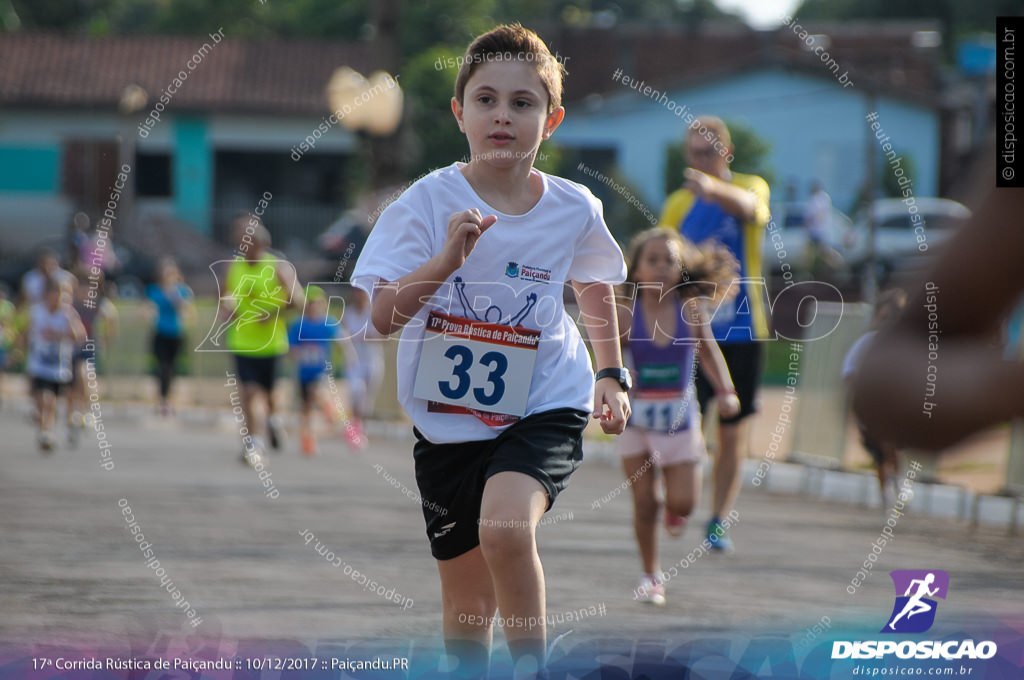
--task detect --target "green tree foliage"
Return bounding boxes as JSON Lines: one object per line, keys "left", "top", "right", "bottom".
{"left": 880, "top": 152, "right": 916, "bottom": 198}
{"left": 401, "top": 46, "right": 467, "bottom": 177}
{"left": 663, "top": 119, "right": 776, "bottom": 196}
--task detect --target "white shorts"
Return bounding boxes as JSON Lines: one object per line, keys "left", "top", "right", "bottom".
{"left": 617, "top": 420, "right": 707, "bottom": 466}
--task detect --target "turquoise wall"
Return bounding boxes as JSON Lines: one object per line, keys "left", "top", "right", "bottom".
{"left": 0, "top": 146, "right": 61, "bottom": 192}
{"left": 173, "top": 117, "right": 212, "bottom": 235}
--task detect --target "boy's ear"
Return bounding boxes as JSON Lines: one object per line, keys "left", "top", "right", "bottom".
{"left": 542, "top": 106, "right": 565, "bottom": 140}
{"left": 451, "top": 97, "right": 465, "bottom": 133}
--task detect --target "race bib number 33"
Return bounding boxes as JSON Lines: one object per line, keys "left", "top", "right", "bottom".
{"left": 414, "top": 311, "right": 540, "bottom": 419}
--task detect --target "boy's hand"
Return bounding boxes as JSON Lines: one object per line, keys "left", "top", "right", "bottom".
{"left": 594, "top": 378, "right": 630, "bottom": 435}
{"left": 439, "top": 209, "right": 497, "bottom": 273}
{"left": 717, "top": 391, "right": 741, "bottom": 419}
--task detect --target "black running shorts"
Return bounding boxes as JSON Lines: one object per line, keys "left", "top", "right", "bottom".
{"left": 413, "top": 408, "right": 588, "bottom": 560}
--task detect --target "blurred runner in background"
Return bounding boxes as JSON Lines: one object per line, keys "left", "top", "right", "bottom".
{"left": 658, "top": 115, "right": 771, "bottom": 552}
{"left": 22, "top": 277, "right": 86, "bottom": 451}
{"left": 220, "top": 219, "right": 304, "bottom": 463}
{"left": 842, "top": 289, "right": 907, "bottom": 512}
{"left": 146, "top": 257, "right": 195, "bottom": 417}
{"left": 69, "top": 271, "right": 118, "bottom": 445}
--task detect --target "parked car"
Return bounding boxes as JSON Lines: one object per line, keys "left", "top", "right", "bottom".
{"left": 846, "top": 198, "right": 972, "bottom": 280}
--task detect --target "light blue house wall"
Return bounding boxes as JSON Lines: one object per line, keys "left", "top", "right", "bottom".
{"left": 556, "top": 66, "right": 939, "bottom": 215}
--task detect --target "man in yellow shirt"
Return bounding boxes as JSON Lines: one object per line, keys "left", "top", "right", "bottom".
{"left": 658, "top": 116, "right": 770, "bottom": 552}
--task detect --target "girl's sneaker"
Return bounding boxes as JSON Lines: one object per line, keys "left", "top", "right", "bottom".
{"left": 342, "top": 420, "right": 367, "bottom": 450}
{"left": 635, "top": 574, "right": 666, "bottom": 606}
{"left": 664, "top": 509, "right": 687, "bottom": 537}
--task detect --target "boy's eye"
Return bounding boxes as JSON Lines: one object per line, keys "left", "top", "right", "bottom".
{"left": 477, "top": 95, "right": 493, "bottom": 104}
{"left": 514, "top": 99, "right": 533, "bottom": 108}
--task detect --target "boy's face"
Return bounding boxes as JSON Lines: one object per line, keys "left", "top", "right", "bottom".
{"left": 452, "top": 60, "right": 564, "bottom": 169}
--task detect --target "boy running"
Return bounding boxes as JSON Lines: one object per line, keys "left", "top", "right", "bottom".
{"left": 23, "top": 277, "right": 86, "bottom": 450}
{"left": 287, "top": 286, "right": 339, "bottom": 456}
{"left": 352, "top": 24, "right": 629, "bottom": 679}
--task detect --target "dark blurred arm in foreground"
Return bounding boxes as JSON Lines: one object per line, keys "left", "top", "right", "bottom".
{"left": 852, "top": 157, "right": 1024, "bottom": 451}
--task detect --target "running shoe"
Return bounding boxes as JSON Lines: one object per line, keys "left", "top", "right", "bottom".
{"left": 635, "top": 574, "right": 666, "bottom": 606}
{"left": 342, "top": 420, "right": 367, "bottom": 451}
{"left": 300, "top": 433, "right": 318, "bottom": 457}
{"left": 240, "top": 448, "right": 263, "bottom": 467}
{"left": 38, "top": 430, "right": 55, "bottom": 452}
{"left": 664, "top": 509, "right": 687, "bottom": 538}
{"left": 267, "top": 415, "right": 283, "bottom": 450}
{"left": 706, "top": 517, "right": 734, "bottom": 553}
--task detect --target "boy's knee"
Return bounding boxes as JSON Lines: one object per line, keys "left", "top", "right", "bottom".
{"left": 478, "top": 520, "right": 534, "bottom": 564}
{"left": 445, "top": 592, "right": 497, "bottom": 623}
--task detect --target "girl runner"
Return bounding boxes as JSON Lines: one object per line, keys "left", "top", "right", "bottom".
{"left": 618, "top": 228, "right": 740, "bottom": 604}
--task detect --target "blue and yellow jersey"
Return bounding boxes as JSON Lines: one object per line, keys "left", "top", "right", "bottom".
{"left": 659, "top": 171, "right": 770, "bottom": 342}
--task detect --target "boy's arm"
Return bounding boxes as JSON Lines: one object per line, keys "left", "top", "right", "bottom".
{"left": 277, "top": 261, "right": 305, "bottom": 311}
{"left": 100, "top": 300, "right": 119, "bottom": 344}
{"left": 572, "top": 281, "right": 630, "bottom": 434}
{"left": 371, "top": 209, "right": 496, "bottom": 335}
{"left": 66, "top": 307, "right": 87, "bottom": 345}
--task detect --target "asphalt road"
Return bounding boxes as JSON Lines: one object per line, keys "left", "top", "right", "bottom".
{"left": 1, "top": 401, "right": 1021, "bottom": 662}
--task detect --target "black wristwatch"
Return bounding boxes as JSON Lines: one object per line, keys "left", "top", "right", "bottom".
{"left": 595, "top": 367, "right": 632, "bottom": 392}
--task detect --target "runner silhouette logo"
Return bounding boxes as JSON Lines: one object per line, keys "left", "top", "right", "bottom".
{"left": 881, "top": 570, "right": 949, "bottom": 634}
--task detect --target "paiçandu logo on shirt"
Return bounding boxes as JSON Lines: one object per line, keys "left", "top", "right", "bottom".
{"left": 503, "top": 261, "right": 551, "bottom": 284}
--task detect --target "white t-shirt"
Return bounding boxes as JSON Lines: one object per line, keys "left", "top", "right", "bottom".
{"left": 27, "top": 303, "right": 75, "bottom": 383}
{"left": 351, "top": 162, "right": 626, "bottom": 443}
{"left": 22, "top": 267, "right": 75, "bottom": 306}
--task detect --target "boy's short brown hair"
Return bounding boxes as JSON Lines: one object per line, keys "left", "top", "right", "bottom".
{"left": 454, "top": 23, "right": 567, "bottom": 113}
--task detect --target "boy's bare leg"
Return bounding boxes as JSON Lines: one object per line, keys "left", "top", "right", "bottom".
{"left": 479, "top": 471, "right": 549, "bottom": 678}
{"left": 39, "top": 390, "right": 54, "bottom": 433}
{"left": 623, "top": 453, "right": 660, "bottom": 574}
{"left": 240, "top": 382, "right": 260, "bottom": 441}
{"left": 437, "top": 546, "right": 497, "bottom": 678}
